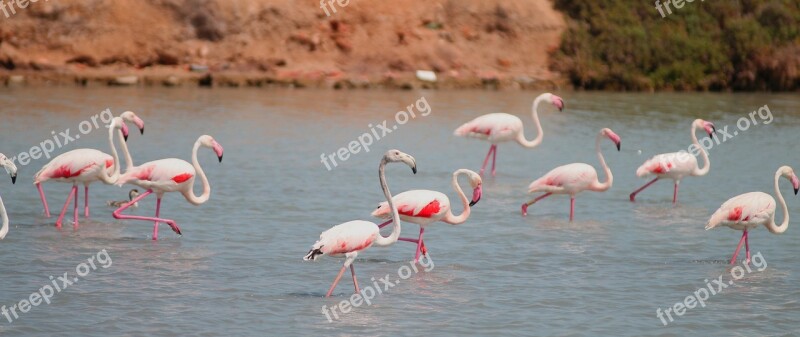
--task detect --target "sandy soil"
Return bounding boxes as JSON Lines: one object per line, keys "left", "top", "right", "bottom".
{"left": 0, "top": 0, "right": 565, "bottom": 89}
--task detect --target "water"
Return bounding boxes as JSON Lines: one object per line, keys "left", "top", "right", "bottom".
{"left": 0, "top": 88, "right": 799, "bottom": 336}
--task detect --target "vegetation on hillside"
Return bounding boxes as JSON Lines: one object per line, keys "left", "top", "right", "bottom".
{"left": 550, "top": 0, "right": 800, "bottom": 91}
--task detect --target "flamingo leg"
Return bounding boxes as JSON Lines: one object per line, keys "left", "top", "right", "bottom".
{"left": 73, "top": 185, "right": 79, "bottom": 228}
{"left": 350, "top": 264, "right": 360, "bottom": 293}
{"left": 377, "top": 219, "right": 392, "bottom": 229}
{"left": 744, "top": 230, "right": 751, "bottom": 265}
{"left": 629, "top": 178, "right": 659, "bottom": 202}
{"left": 55, "top": 186, "right": 77, "bottom": 228}
{"left": 113, "top": 190, "right": 182, "bottom": 238}
{"left": 522, "top": 192, "right": 553, "bottom": 216}
{"left": 37, "top": 183, "right": 51, "bottom": 217}
{"left": 413, "top": 228, "right": 425, "bottom": 263}
{"left": 729, "top": 230, "right": 747, "bottom": 264}
{"left": 84, "top": 185, "right": 90, "bottom": 218}
{"left": 479, "top": 145, "right": 495, "bottom": 176}
{"left": 673, "top": 181, "right": 680, "bottom": 204}
{"left": 153, "top": 198, "right": 162, "bottom": 241}
{"left": 325, "top": 264, "right": 348, "bottom": 297}
{"left": 569, "top": 196, "right": 575, "bottom": 222}
{"left": 490, "top": 145, "right": 497, "bottom": 176}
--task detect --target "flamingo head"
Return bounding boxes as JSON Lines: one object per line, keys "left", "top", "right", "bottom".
{"left": 549, "top": 94, "right": 564, "bottom": 112}
{"left": 696, "top": 119, "right": 716, "bottom": 138}
{"left": 601, "top": 128, "right": 621, "bottom": 151}
{"left": 0, "top": 153, "right": 17, "bottom": 184}
{"left": 781, "top": 166, "right": 800, "bottom": 195}
{"left": 383, "top": 149, "right": 417, "bottom": 174}
{"left": 463, "top": 169, "right": 483, "bottom": 206}
{"left": 199, "top": 135, "right": 224, "bottom": 162}
{"left": 120, "top": 111, "right": 145, "bottom": 134}
{"left": 304, "top": 243, "right": 325, "bottom": 261}
{"left": 111, "top": 117, "right": 130, "bottom": 142}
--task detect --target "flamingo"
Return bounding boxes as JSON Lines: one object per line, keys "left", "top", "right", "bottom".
{"left": 372, "top": 169, "right": 482, "bottom": 262}
{"left": 303, "top": 150, "right": 417, "bottom": 297}
{"left": 33, "top": 114, "right": 140, "bottom": 228}
{"left": 112, "top": 135, "right": 224, "bottom": 240}
{"left": 629, "top": 119, "right": 716, "bottom": 204}
{"left": 705, "top": 166, "right": 799, "bottom": 264}
{"left": 522, "top": 128, "right": 621, "bottom": 221}
{"left": 454, "top": 92, "right": 564, "bottom": 176}
{"left": 0, "top": 154, "right": 17, "bottom": 240}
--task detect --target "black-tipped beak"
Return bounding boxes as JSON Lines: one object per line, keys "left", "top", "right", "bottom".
{"left": 218, "top": 154, "right": 223, "bottom": 163}
{"left": 412, "top": 166, "right": 417, "bottom": 174}
{"left": 140, "top": 127, "right": 144, "bottom": 135}
{"left": 11, "top": 175, "right": 16, "bottom": 184}
{"left": 616, "top": 142, "right": 621, "bottom": 151}
{"left": 795, "top": 187, "right": 798, "bottom": 195}
{"left": 124, "top": 134, "right": 129, "bottom": 142}
{"left": 469, "top": 196, "right": 481, "bottom": 207}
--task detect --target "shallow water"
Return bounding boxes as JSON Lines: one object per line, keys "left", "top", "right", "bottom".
{"left": 0, "top": 88, "right": 799, "bottom": 336}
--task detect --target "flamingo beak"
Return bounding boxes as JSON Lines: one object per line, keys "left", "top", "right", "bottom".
{"left": 552, "top": 95, "right": 564, "bottom": 112}
{"left": 212, "top": 140, "right": 224, "bottom": 163}
{"left": 704, "top": 121, "right": 716, "bottom": 138}
{"left": 792, "top": 174, "right": 799, "bottom": 195}
{"left": 469, "top": 185, "right": 482, "bottom": 207}
{"left": 10, "top": 174, "right": 16, "bottom": 184}
{"left": 135, "top": 117, "right": 145, "bottom": 134}
{"left": 121, "top": 123, "right": 129, "bottom": 142}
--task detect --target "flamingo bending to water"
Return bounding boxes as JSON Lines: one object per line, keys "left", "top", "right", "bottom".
{"left": 454, "top": 92, "right": 564, "bottom": 176}
{"left": 0, "top": 154, "right": 17, "bottom": 240}
{"left": 33, "top": 115, "right": 138, "bottom": 228}
{"left": 373, "top": 169, "right": 482, "bottom": 262}
{"left": 629, "top": 119, "right": 715, "bottom": 204}
{"left": 112, "top": 135, "right": 224, "bottom": 240}
{"left": 304, "top": 150, "right": 416, "bottom": 297}
{"left": 522, "top": 128, "right": 620, "bottom": 221}
{"left": 706, "top": 166, "right": 799, "bottom": 264}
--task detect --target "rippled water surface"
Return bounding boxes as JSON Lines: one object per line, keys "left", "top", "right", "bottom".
{"left": 0, "top": 88, "right": 799, "bottom": 336}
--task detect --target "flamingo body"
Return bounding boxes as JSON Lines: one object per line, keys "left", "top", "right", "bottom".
{"left": 706, "top": 192, "right": 774, "bottom": 231}
{"left": 373, "top": 190, "right": 449, "bottom": 227}
{"left": 308, "top": 220, "right": 379, "bottom": 257}
{"left": 636, "top": 152, "right": 698, "bottom": 180}
{"left": 34, "top": 149, "right": 114, "bottom": 184}
{"left": 117, "top": 158, "right": 195, "bottom": 194}
{"left": 529, "top": 163, "right": 598, "bottom": 196}
{"left": 454, "top": 113, "right": 523, "bottom": 144}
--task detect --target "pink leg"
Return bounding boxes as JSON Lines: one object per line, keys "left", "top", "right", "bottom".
{"left": 569, "top": 196, "right": 575, "bottom": 222}
{"left": 479, "top": 145, "right": 495, "bottom": 176}
{"left": 729, "top": 230, "right": 747, "bottom": 264}
{"left": 413, "top": 228, "right": 425, "bottom": 263}
{"left": 325, "top": 264, "right": 348, "bottom": 297}
{"left": 152, "top": 198, "right": 162, "bottom": 241}
{"left": 673, "top": 181, "right": 679, "bottom": 204}
{"left": 84, "top": 185, "right": 90, "bottom": 218}
{"left": 113, "top": 190, "right": 182, "bottom": 237}
{"left": 350, "top": 264, "right": 360, "bottom": 293}
{"left": 377, "top": 219, "right": 392, "bottom": 229}
{"left": 37, "top": 183, "right": 51, "bottom": 217}
{"left": 522, "top": 192, "right": 553, "bottom": 216}
{"left": 744, "top": 230, "right": 750, "bottom": 264}
{"left": 56, "top": 186, "right": 77, "bottom": 228}
{"left": 490, "top": 145, "right": 497, "bottom": 176}
{"left": 73, "top": 185, "right": 79, "bottom": 228}
{"left": 630, "top": 178, "right": 659, "bottom": 202}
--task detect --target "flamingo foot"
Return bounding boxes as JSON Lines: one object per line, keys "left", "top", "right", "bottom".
{"left": 629, "top": 193, "right": 636, "bottom": 202}
{"left": 521, "top": 203, "right": 528, "bottom": 217}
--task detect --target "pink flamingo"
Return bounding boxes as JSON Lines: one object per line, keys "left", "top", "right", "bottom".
{"left": 705, "top": 166, "right": 799, "bottom": 264}
{"left": 33, "top": 115, "right": 140, "bottom": 228}
{"left": 304, "top": 150, "right": 416, "bottom": 297}
{"left": 522, "top": 128, "right": 620, "bottom": 221}
{"left": 112, "top": 135, "right": 224, "bottom": 240}
{"left": 630, "top": 119, "right": 715, "bottom": 204}
{"left": 454, "top": 92, "right": 564, "bottom": 176}
{"left": 0, "top": 153, "right": 17, "bottom": 240}
{"left": 372, "top": 169, "right": 482, "bottom": 262}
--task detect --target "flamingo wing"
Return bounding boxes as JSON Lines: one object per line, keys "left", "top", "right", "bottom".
{"left": 117, "top": 158, "right": 195, "bottom": 189}
{"left": 454, "top": 113, "right": 521, "bottom": 143}
{"left": 305, "top": 220, "right": 379, "bottom": 259}
{"left": 528, "top": 163, "right": 596, "bottom": 193}
{"left": 34, "top": 149, "right": 112, "bottom": 183}
{"left": 706, "top": 192, "right": 775, "bottom": 230}
{"left": 372, "top": 190, "right": 449, "bottom": 220}
{"left": 636, "top": 152, "right": 697, "bottom": 178}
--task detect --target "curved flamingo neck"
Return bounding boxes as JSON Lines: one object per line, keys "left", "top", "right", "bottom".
{"left": 0, "top": 196, "right": 7, "bottom": 239}
{"left": 591, "top": 132, "right": 613, "bottom": 192}
{"left": 515, "top": 94, "right": 546, "bottom": 148}
{"left": 443, "top": 169, "right": 471, "bottom": 224}
{"left": 767, "top": 169, "right": 790, "bottom": 234}
{"left": 121, "top": 132, "right": 134, "bottom": 172}
{"left": 374, "top": 160, "right": 401, "bottom": 246}
{"left": 691, "top": 123, "right": 711, "bottom": 176}
{"left": 183, "top": 138, "right": 211, "bottom": 205}
{"left": 98, "top": 120, "right": 123, "bottom": 184}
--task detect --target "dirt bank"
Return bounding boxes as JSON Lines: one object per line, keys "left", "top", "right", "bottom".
{"left": 0, "top": 0, "right": 566, "bottom": 89}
